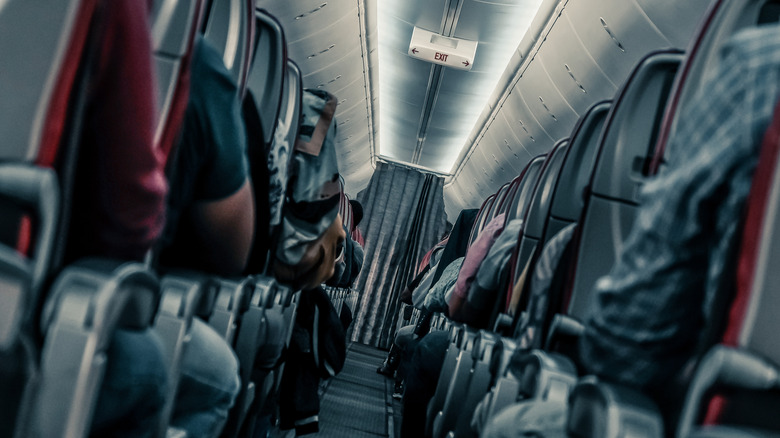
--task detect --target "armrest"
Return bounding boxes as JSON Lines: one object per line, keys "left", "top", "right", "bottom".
{"left": 223, "top": 275, "right": 279, "bottom": 436}
{"left": 492, "top": 312, "right": 513, "bottom": 334}
{"left": 0, "top": 164, "right": 59, "bottom": 295}
{"left": 208, "top": 276, "right": 254, "bottom": 344}
{"left": 34, "top": 259, "right": 160, "bottom": 438}
{"left": 514, "top": 349, "right": 577, "bottom": 402}
{"left": 0, "top": 246, "right": 30, "bottom": 351}
{"left": 544, "top": 313, "right": 584, "bottom": 351}
{"left": 677, "top": 345, "right": 780, "bottom": 438}
{"left": 0, "top": 165, "right": 59, "bottom": 350}
{"left": 158, "top": 274, "right": 215, "bottom": 330}
{"left": 567, "top": 376, "right": 663, "bottom": 438}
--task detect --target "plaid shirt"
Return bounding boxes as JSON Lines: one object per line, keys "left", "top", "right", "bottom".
{"left": 579, "top": 25, "right": 780, "bottom": 389}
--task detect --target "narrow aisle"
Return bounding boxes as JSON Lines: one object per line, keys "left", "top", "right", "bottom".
{"left": 317, "top": 343, "right": 396, "bottom": 438}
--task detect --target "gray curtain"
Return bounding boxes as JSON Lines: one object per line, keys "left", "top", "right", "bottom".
{"left": 351, "top": 162, "right": 446, "bottom": 348}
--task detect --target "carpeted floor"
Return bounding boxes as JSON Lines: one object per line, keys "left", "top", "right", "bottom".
{"left": 316, "top": 343, "right": 399, "bottom": 438}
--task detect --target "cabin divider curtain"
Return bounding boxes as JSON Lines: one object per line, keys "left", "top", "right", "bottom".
{"left": 351, "top": 162, "right": 446, "bottom": 348}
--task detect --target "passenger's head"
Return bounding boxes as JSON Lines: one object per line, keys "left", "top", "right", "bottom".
{"left": 274, "top": 213, "right": 347, "bottom": 290}
{"left": 349, "top": 199, "right": 363, "bottom": 227}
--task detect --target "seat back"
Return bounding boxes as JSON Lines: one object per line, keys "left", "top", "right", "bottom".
{"left": 545, "top": 101, "right": 612, "bottom": 241}
{"left": 151, "top": 0, "right": 205, "bottom": 158}
{"left": 247, "top": 9, "right": 287, "bottom": 147}
{"left": 679, "top": 97, "right": 780, "bottom": 435}
{"left": 495, "top": 182, "right": 516, "bottom": 217}
{"left": 270, "top": 59, "right": 304, "bottom": 231}
{"left": 242, "top": 9, "right": 288, "bottom": 274}
{"left": 487, "top": 183, "right": 511, "bottom": 223}
{"left": 565, "top": 51, "right": 683, "bottom": 320}
{"left": 467, "top": 195, "right": 496, "bottom": 247}
{"left": 500, "top": 156, "right": 545, "bottom": 302}
{"left": 525, "top": 140, "right": 570, "bottom": 243}
{"left": 651, "top": 0, "right": 779, "bottom": 173}
{"left": 202, "top": 0, "right": 254, "bottom": 96}
{"left": 0, "top": 1, "right": 100, "bottom": 435}
{"left": 506, "top": 155, "right": 546, "bottom": 227}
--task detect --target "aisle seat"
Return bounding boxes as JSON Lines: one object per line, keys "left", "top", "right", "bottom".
{"left": 202, "top": 0, "right": 255, "bottom": 96}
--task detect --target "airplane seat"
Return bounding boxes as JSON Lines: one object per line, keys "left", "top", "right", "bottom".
{"left": 485, "top": 183, "right": 511, "bottom": 224}
{"left": 426, "top": 325, "right": 478, "bottom": 437}
{"left": 500, "top": 141, "right": 570, "bottom": 328}
{"left": 233, "top": 16, "right": 313, "bottom": 432}
{"left": 468, "top": 194, "right": 497, "bottom": 247}
{"left": 202, "top": 0, "right": 255, "bottom": 97}
{"left": 498, "top": 155, "right": 545, "bottom": 321}
{"left": 493, "top": 182, "right": 514, "bottom": 218}
{"left": 674, "top": 97, "right": 780, "bottom": 438}
{"left": 565, "top": 7, "right": 780, "bottom": 433}
{"left": 567, "top": 93, "right": 780, "bottom": 438}
{"left": 543, "top": 101, "right": 612, "bottom": 241}
{"left": 564, "top": 49, "right": 684, "bottom": 327}
{"left": 0, "top": 1, "right": 181, "bottom": 436}
{"left": 650, "top": 0, "right": 778, "bottom": 175}
{"left": 242, "top": 9, "right": 289, "bottom": 274}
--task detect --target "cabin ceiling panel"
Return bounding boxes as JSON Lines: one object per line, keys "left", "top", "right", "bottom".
{"left": 379, "top": 0, "right": 544, "bottom": 174}
{"left": 330, "top": 78, "right": 366, "bottom": 118}
{"left": 263, "top": 1, "right": 357, "bottom": 38}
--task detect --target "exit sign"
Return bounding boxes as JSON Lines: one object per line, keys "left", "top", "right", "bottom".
{"left": 408, "top": 27, "right": 478, "bottom": 71}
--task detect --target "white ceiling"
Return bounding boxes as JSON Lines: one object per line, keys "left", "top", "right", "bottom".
{"left": 256, "top": 0, "right": 714, "bottom": 220}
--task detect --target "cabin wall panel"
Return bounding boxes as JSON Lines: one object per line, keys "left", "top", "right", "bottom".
{"left": 446, "top": 0, "right": 713, "bottom": 218}
{"left": 636, "top": 0, "right": 716, "bottom": 49}
{"left": 563, "top": 0, "right": 671, "bottom": 87}
{"left": 539, "top": 15, "right": 618, "bottom": 111}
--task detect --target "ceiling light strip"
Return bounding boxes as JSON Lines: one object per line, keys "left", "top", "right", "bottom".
{"left": 412, "top": 0, "right": 465, "bottom": 165}
{"left": 445, "top": 0, "right": 566, "bottom": 187}
{"left": 356, "top": 0, "right": 378, "bottom": 169}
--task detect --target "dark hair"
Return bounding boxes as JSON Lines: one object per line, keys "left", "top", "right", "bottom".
{"left": 349, "top": 199, "right": 363, "bottom": 227}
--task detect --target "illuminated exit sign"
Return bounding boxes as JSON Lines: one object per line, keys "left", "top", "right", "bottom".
{"left": 408, "top": 26, "right": 477, "bottom": 71}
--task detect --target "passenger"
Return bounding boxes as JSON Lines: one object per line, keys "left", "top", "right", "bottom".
{"left": 451, "top": 214, "right": 524, "bottom": 328}
{"left": 69, "top": 1, "right": 168, "bottom": 437}
{"left": 377, "top": 239, "right": 449, "bottom": 400}
{"left": 155, "top": 33, "right": 255, "bottom": 438}
{"left": 483, "top": 24, "right": 780, "bottom": 437}
{"left": 399, "top": 209, "right": 477, "bottom": 437}
{"left": 400, "top": 212, "right": 508, "bottom": 436}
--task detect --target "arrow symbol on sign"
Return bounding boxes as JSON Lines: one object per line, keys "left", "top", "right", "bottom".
{"left": 411, "top": 48, "right": 419, "bottom": 54}
{"left": 462, "top": 60, "right": 470, "bottom": 67}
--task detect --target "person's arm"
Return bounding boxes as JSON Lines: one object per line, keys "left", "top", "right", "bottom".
{"left": 176, "top": 36, "right": 255, "bottom": 276}
{"left": 190, "top": 180, "right": 255, "bottom": 276}
{"left": 448, "top": 294, "right": 481, "bottom": 325}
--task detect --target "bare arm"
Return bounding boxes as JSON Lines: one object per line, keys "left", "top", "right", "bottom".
{"left": 190, "top": 179, "right": 255, "bottom": 276}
